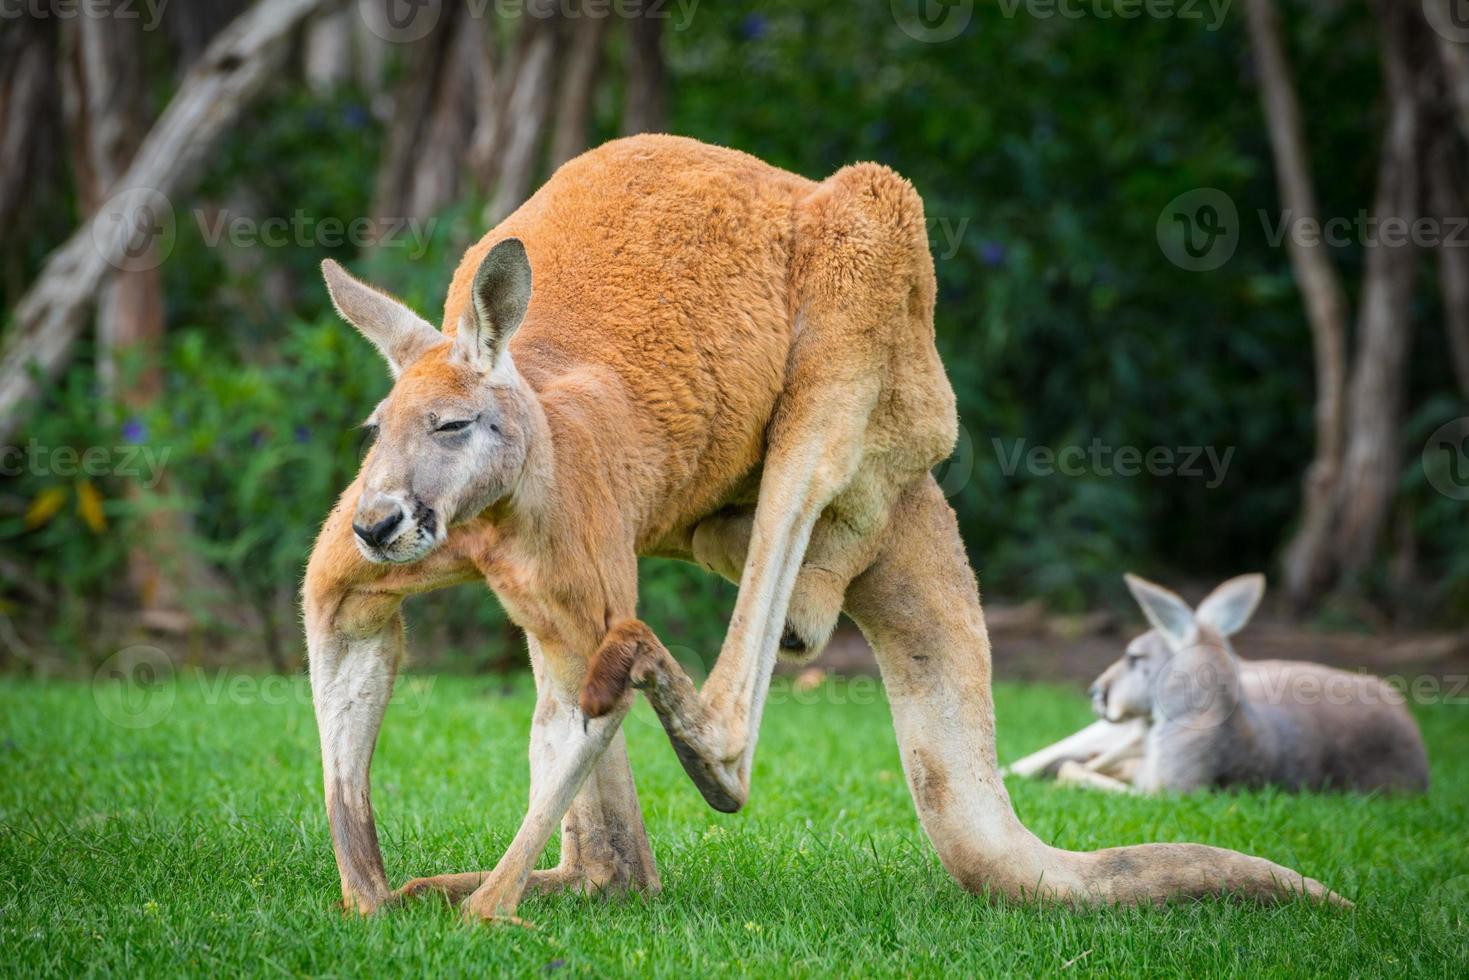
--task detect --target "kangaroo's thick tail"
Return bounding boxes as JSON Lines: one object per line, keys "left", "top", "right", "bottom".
{"left": 843, "top": 475, "right": 1349, "bottom": 907}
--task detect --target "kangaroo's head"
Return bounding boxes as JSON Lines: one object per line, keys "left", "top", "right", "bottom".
{"left": 1090, "top": 572, "right": 1264, "bottom": 723}
{"left": 322, "top": 239, "right": 535, "bottom": 565}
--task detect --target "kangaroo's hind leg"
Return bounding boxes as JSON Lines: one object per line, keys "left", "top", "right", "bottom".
{"left": 845, "top": 475, "right": 1344, "bottom": 906}
{"left": 582, "top": 163, "right": 957, "bottom": 813}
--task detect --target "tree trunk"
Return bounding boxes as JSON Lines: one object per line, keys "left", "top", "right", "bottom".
{"left": 549, "top": 7, "right": 609, "bottom": 170}
{"left": 483, "top": 8, "right": 562, "bottom": 224}
{"left": 62, "top": 5, "right": 182, "bottom": 613}
{"left": 1432, "top": 9, "right": 1469, "bottom": 145}
{"left": 303, "top": 5, "right": 355, "bottom": 94}
{"left": 0, "top": 16, "right": 58, "bottom": 240}
{"left": 622, "top": 0, "right": 666, "bottom": 135}
{"left": 371, "top": 2, "right": 491, "bottom": 224}
{"left": 1427, "top": 131, "right": 1469, "bottom": 400}
{"left": 164, "top": 0, "right": 252, "bottom": 68}
{"left": 0, "top": 0, "right": 327, "bottom": 443}
{"left": 1244, "top": 0, "right": 1350, "bottom": 606}
{"left": 63, "top": 2, "right": 159, "bottom": 400}
{"left": 1331, "top": 0, "right": 1426, "bottom": 579}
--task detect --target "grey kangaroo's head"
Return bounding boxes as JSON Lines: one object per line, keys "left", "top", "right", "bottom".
{"left": 322, "top": 239, "right": 536, "bottom": 565}
{"left": 1091, "top": 573, "right": 1265, "bottom": 722}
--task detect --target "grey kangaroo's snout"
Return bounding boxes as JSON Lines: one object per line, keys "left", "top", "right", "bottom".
{"left": 353, "top": 496, "right": 404, "bottom": 548}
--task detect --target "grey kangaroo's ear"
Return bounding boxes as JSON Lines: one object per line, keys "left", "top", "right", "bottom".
{"left": 1194, "top": 573, "right": 1266, "bottom": 637}
{"left": 1123, "top": 573, "right": 1198, "bottom": 651}
{"left": 456, "top": 237, "right": 532, "bottom": 373}
{"left": 321, "top": 260, "right": 441, "bottom": 377}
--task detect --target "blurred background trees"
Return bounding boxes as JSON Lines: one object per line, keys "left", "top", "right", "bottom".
{"left": 1, "top": 0, "right": 1466, "bottom": 673}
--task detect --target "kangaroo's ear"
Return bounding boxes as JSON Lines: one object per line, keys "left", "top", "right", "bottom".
{"left": 1194, "top": 573, "right": 1265, "bottom": 637}
{"left": 456, "top": 238, "right": 532, "bottom": 373}
{"left": 1124, "top": 573, "right": 1198, "bottom": 650}
{"left": 321, "top": 260, "right": 441, "bottom": 377}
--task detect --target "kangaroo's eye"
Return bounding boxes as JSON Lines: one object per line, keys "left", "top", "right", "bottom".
{"left": 435, "top": 418, "right": 475, "bottom": 433}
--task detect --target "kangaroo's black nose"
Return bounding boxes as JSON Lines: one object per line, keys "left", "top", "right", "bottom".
{"left": 353, "top": 509, "right": 403, "bottom": 548}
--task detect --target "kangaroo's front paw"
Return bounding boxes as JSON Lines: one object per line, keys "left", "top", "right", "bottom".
{"left": 580, "top": 619, "right": 661, "bottom": 718}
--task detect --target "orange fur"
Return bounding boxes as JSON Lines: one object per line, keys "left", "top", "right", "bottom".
{"left": 304, "top": 136, "right": 1345, "bottom": 921}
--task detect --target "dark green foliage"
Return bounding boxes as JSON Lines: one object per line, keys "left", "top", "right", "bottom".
{"left": 3, "top": 2, "right": 1465, "bottom": 668}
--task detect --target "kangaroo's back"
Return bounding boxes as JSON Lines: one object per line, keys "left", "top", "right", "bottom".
{"left": 440, "top": 136, "right": 817, "bottom": 538}
{"left": 1238, "top": 660, "right": 1429, "bottom": 793}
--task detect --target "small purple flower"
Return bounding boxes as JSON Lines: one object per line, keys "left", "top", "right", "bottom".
{"left": 121, "top": 418, "right": 147, "bottom": 444}
{"left": 980, "top": 240, "right": 1007, "bottom": 268}
{"left": 250, "top": 429, "right": 268, "bottom": 449}
{"left": 342, "top": 104, "right": 369, "bottom": 130}
{"left": 739, "top": 14, "right": 767, "bottom": 40}
{"left": 294, "top": 425, "right": 311, "bottom": 444}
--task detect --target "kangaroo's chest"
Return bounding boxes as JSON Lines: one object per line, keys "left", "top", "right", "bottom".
{"left": 477, "top": 540, "right": 607, "bottom": 655}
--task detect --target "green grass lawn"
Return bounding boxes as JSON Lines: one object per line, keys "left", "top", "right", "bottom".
{"left": 2, "top": 669, "right": 1466, "bottom": 977}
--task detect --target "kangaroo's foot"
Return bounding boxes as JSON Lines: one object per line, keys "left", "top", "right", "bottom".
{"left": 1056, "top": 760, "right": 1136, "bottom": 794}
{"left": 397, "top": 862, "right": 657, "bottom": 905}
{"left": 628, "top": 635, "right": 748, "bottom": 812}
{"left": 581, "top": 619, "right": 747, "bottom": 812}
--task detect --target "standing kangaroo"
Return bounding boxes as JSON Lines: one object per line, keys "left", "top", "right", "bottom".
{"left": 303, "top": 136, "right": 1343, "bottom": 923}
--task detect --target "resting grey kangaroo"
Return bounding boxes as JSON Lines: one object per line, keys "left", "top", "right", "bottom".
{"left": 1013, "top": 574, "right": 1429, "bottom": 796}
